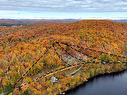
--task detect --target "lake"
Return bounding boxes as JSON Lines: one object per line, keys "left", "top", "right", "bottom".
{"left": 66, "top": 71, "right": 127, "bottom": 95}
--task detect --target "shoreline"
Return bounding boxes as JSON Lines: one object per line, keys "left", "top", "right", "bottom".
{"left": 59, "top": 67, "right": 127, "bottom": 95}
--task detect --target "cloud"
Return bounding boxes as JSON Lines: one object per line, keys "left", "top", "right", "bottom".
{"left": 0, "top": 0, "right": 127, "bottom": 12}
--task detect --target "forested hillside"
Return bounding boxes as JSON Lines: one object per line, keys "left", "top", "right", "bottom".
{"left": 0, "top": 20, "right": 127, "bottom": 95}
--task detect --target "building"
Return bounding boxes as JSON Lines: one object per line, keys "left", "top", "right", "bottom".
{"left": 51, "top": 76, "right": 58, "bottom": 83}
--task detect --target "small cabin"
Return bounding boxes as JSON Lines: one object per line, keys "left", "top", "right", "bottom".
{"left": 51, "top": 76, "right": 58, "bottom": 83}
{"left": 101, "top": 60, "right": 109, "bottom": 64}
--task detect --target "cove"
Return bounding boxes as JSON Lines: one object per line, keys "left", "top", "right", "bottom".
{"left": 66, "top": 70, "right": 127, "bottom": 95}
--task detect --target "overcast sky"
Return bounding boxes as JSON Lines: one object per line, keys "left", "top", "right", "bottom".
{"left": 0, "top": 0, "right": 127, "bottom": 19}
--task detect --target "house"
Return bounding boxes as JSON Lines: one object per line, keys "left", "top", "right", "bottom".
{"left": 101, "top": 60, "right": 109, "bottom": 64}
{"left": 51, "top": 76, "right": 58, "bottom": 83}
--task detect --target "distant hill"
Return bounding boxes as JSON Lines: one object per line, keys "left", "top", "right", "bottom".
{"left": 0, "top": 19, "right": 79, "bottom": 26}
{"left": 113, "top": 20, "right": 127, "bottom": 23}
{"left": 2, "top": 19, "right": 127, "bottom": 27}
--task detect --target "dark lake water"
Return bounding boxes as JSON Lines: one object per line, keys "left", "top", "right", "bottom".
{"left": 66, "top": 71, "right": 127, "bottom": 95}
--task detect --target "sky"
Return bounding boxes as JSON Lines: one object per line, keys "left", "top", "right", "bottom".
{"left": 0, "top": 0, "right": 127, "bottom": 19}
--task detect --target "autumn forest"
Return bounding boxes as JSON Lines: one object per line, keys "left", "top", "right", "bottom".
{"left": 0, "top": 20, "right": 127, "bottom": 95}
